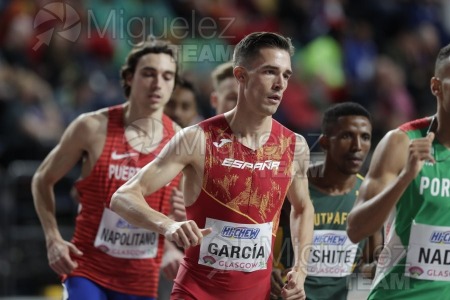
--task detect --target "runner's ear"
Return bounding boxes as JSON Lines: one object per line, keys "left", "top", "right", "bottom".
{"left": 318, "top": 134, "right": 329, "bottom": 151}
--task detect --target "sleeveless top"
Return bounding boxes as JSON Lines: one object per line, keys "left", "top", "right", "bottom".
{"left": 173, "top": 114, "right": 296, "bottom": 299}
{"left": 369, "top": 116, "right": 450, "bottom": 299}
{"left": 304, "top": 176, "right": 364, "bottom": 300}
{"left": 274, "top": 175, "right": 364, "bottom": 300}
{"left": 68, "top": 105, "right": 179, "bottom": 297}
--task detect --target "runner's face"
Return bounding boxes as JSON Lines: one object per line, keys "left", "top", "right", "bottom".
{"left": 241, "top": 48, "right": 292, "bottom": 116}
{"left": 325, "top": 116, "right": 372, "bottom": 175}
{"left": 434, "top": 59, "right": 450, "bottom": 114}
{"left": 215, "top": 77, "right": 238, "bottom": 115}
{"left": 165, "top": 86, "right": 198, "bottom": 128}
{"left": 127, "top": 53, "right": 176, "bottom": 111}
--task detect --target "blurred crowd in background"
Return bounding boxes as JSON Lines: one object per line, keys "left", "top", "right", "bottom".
{"left": 0, "top": 0, "right": 449, "bottom": 297}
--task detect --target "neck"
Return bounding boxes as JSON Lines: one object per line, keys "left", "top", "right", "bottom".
{"left": 121, "top": 102, "right": 166, "bottom": 154}
{"left": 309, "top": 163, "right": 357, "bottom": 195}
{"left": 124, "top": 101, "right": 164, "bottom": 125}
{"left": 225, "top": 107, "right": 273, "bottom": 150}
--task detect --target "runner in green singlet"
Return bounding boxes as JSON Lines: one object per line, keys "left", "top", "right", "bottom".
{"left": 347, "top": 44, "right": 450, "bottom": 299}
{"left": 271, "top": 102, "right": 381, "bottom": 300}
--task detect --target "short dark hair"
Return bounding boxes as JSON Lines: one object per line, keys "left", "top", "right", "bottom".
{"left": 232, "top": 32, "right": 294, "bottom": 67}
{"left": 211, "top": 61, "right": 234, "bottom": 89}
{"left": 120, "top": 36, "right": 178, "bottom": 97}
{"left": 176, "top": 78, "right": 196, "bottom": 96}
{"left": 322, "top": 102, "right": 372, "bottom": 136}
{"left": 434, "top": 44, "right": 450, "bottom": 76}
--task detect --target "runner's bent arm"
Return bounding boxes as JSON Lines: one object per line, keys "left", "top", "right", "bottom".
{"left": 32, "top": 113, "right": 103, "bottom": 274}
{"left": 282, "top": 135, "right": 314, "bottom": 299}
{"left": 169, "top": 121, "right": 187, "bottom": 222}
{"left": 161, "top": 239, "right": 184, "bottom": 280}
{"left": 347, "top": 129, "right": 434, "bottom": 243}
{"left": 359, "top": 229, "right": 383, "bottom": 279}
{"left": 111, "top": 126, "right": 211, "bottom": 248}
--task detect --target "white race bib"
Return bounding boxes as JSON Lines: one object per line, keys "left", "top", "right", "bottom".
{"left": 94, "top": 208, "right": 158, "bottom": 259}
{"left": 198, "top": 218, "right": 272, "bottom": 272}
{"left": 406, "top": 221, "right": 450, "bottom": 281}
{"left": 307, "top": 230, "right": 358, "bottom": 277}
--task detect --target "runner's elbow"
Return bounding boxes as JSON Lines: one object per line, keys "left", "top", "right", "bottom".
{"left": 346, "top": 212, "right": 364, "bottom": 243}
{"left": 346, "top": 226, "right": 361, "bottom": 244}
{"left": 110, "top": 188, "right": 128, "bottom": 214}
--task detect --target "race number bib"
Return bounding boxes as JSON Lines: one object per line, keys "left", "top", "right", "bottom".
{"left": 198, "top": 218, "right": 272, "bottom": 272}
{"left": 406, "top": 221, "right": 450, "bottom": 281}
{"left": 94, "top": 208, "right": 158, "bottom": 259}
{"left": 307, "top": 230, "right": 358, "bottom": 277}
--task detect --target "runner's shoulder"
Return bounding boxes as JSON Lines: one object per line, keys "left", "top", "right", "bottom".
{"left": 68, "top": 108, "right": 109, "bottom": 142}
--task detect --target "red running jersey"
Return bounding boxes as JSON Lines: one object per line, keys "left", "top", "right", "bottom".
{"left": 67, "top": 105, "right": 180, "bottom": 297}
{"left": 173, "top": 115, "right": 296, "bottom": 299}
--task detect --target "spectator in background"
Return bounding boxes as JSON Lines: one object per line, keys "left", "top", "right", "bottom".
{"left": 0, "top": 3, "right": 34, "bottom": 68}
{"left": 383, "top": 23, "right": 439, "bottom": 118}
{"left": 342, "top": 18, "right": 377, "bottom": 107}
{"left": 371, "top": 56, "right": 416, "bottom": 142}
{"left": 0, "top": 66, "right": 64, "bottom": 167}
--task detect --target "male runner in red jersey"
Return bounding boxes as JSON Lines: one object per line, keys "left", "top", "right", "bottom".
{"left": 32, "top": 37, "right": 182, "bottom": 300}
{"left": 111, "top": 32, "right": 314, "bottom": 300}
